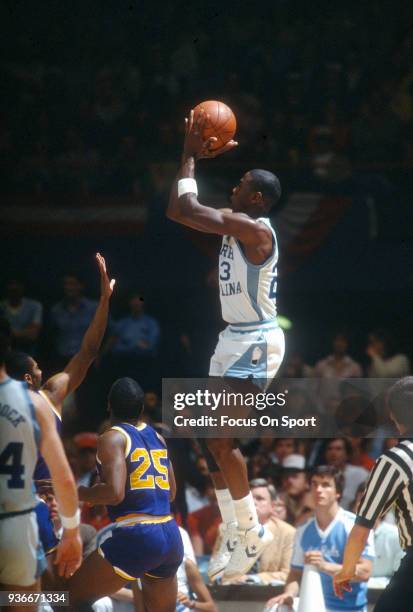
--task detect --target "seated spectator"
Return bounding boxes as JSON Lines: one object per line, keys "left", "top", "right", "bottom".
{"left": 106, "top": 293, "right": 160, "bottom": 357}
{"left": 103, "top": 293, "right": 160, "bottom": 389}
{"left": 366, "top": 329, "right": 411, "bottom": 378}
{"left": 315, "top": 332, "right": 362, "bottom": 410}
{"left": 324, "top": 437, "right": 369, "bottom": 510}
{"left": 74, "top": 432, "right": 98, "bottom": 487}
{"left": 280, "top": 454, "right": 310, "bottom": 525}
{"left": 213, "top": 479, "right": 295, "bottom": 585}
{"left": 370, "top": 519, "right": 404, "bottom": 581}
{"left": 187, "top": 478, "right": 221, "bottom": 556}
{"left": 51, "top": 273, "right": 98, "bottom": 364}
{"left": 185, "top": 456, "right": 212, "bottom": 513}
{"left": 315, "top": 331, "right": 362, "bottom": 379}
{"left": 1, "top": 279, "right": 42, "bottom": 353}
{"left": 348, "top": 437, "right": 375, "bottom": 471}
{"left": 176, "top": 527, "right": 216, "bottom": 612}
{"left": 266, "top": 466, "right": 374, "bottom": 612}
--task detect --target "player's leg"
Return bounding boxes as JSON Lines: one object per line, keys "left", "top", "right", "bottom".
{"left": 67, "top": 550, "right": 127, "bottom": 609}
{"left": 140, "top": 574, "right": 177, "bottom": 612}
{"left": 0, "top": 513, "right": 46, "bottom": 612}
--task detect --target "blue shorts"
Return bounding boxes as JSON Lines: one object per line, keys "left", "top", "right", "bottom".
{"left": 97, "top": 517, "right": 183, "bottom": 580}
{"left": 34, "top": 499, "right": 58, "bottom": 555}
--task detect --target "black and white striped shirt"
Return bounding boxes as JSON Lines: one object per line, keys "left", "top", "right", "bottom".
{"left": 356, "top": 439, "right": 413, "bottom": 549}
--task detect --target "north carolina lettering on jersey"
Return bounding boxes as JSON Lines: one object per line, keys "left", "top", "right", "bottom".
{"left": 220, "top": 281, "right": 242, "bottom": 296}
{"left": 0, "top": 402, "right": 26, "bottom": 427}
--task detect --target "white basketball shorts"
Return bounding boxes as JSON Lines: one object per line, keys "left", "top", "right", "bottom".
{"left": 209, "top": 320, "right": 285, "bottom": 390}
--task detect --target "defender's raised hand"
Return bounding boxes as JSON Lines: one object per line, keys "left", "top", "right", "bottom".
{"left": 96, "top": 252, "right": 115, "bottom": 300}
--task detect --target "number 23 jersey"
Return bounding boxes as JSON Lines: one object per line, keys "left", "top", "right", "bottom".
{"left": 98, "top": 422, "right": 171, "bottom": 522}
{"left": 218, "top": 217, "right": 278, "bottom": 324}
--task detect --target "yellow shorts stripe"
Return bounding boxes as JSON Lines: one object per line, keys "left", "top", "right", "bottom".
{"left": 113, "top": 566, "right": 136, "bottom": 581}
{"left": 144, "top": 572, "right": 163, "bottom": 579}
{"left": 98, "top": 546, "right": 136, "bottom": 581}
{"left": 115, "top": 513, "right": 173, "bottom": 526}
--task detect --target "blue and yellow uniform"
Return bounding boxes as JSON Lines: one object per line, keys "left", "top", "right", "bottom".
{"left": 97, "top": 422, "right": 183, "bottom": 580}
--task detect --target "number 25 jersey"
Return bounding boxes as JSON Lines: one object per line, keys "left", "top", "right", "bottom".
{"left": 98, "top": 422, "right": 171, "bottom": 522}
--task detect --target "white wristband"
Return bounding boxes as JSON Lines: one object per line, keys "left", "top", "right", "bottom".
{"left": 60, "top": 508, "right": 80, "bottom": 530}
{"left": 178, "top": 178, "right": 198, "bottom": 198}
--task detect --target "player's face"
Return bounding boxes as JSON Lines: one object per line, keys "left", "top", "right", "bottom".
{"left": 311, "top": 475, "right": 339, "bottom": 507}
{"left": 27, "top": 357, "right": 42, "bottom": 390}
{"left": 230, "top": 173, "right": 254, "bottom": 212}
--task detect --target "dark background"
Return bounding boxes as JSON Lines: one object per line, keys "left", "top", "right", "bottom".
{"left": 2, "top": 1, "right": 413, "bottom": 418}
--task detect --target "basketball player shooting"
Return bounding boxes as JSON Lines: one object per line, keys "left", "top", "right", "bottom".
{"left": 167, "top": 108, "right": 285, "bottom": 580}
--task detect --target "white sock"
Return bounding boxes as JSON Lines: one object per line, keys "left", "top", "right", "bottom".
{"left": 215, "top": 488, "right": 237, "bottom": 525}
{"left": 233, "top": 492, "right": 259, "bottom": 531}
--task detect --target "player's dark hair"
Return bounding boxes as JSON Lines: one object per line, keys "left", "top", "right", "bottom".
{"left": 370, "top": 328, "right": 397, "bottom": 358}
{"left": 387, "top": 377, "right": 413, "bottom": 430}
{"left": 0, "top": 317, "right": 11, "bottom": 364}
{"left": 109, "top": 377, "right": 145, "bottom": 420}
{"left": 311, "top": 465, "right": 345, "bottom": 498}
{"left": 249, "top": 169, "right": 282, "bottom": 212}
{"left": 5, "top": 350, "right": 33, "bottom": 380}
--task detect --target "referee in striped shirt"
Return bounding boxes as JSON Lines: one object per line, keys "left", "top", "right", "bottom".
{"left": 334, "top": 377, "right": 413, "bottom": 611}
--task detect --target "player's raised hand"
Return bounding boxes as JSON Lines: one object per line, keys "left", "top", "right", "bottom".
{"left": 96, "top": 252, "right": 115, "bottom": 300}
{"left": 54, "top": 527, "right": 82, "bottom": 578}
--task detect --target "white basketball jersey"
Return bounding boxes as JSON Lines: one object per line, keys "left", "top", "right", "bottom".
{"left": 218, "top": 217, "right": 278, "bottom": 324}
{"left": 0, "top": 379, "right": 39, "bottom": 514}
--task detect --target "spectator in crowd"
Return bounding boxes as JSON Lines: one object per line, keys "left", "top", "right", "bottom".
{"left": 282, "top": 352, "right": 314, "bottom": 378}
{"left": 315, "top": 332, "right": 362, "bottom": 410}
{"left": 348, "top": 437, "right": 375, "bottom": 471}
{"left": 73, "top": 432, "right": 98, "bottom": 487}
{"left": 187, "top": 478, "right": 221, "bottom": 556}
{"left": 213, "top": 479, "right": 295, "bottom": 585}
{"left": 51, "top": 273, "right": 98, "bottom": 364}
{"left": 0, "top": 279, "right": 43, "bottom": 353}
{"left": 315, "top": 332, "right": 362, "bottom": 379}
{"left": 370, "top": 518, "right": 404, "bottom": 582}
{"left": 185, "top": 456, "right": 212, "bottom": 513}
{"left": 280, "top": 454, "right": 310, "bottom": 525}
{"left": 366, "top": 329, "right": 411, "bottom": 378}
{"left": 266, "top": 466, "right": 374, "bottom": 612}
{"left": 176, "top": 527, "right": 217, "bottom": 612}
{"left": 324, "top": 438, "right": 369, "bottom": 510}
{"left": 103, "top": 292, "right": 160, "bottom": 389}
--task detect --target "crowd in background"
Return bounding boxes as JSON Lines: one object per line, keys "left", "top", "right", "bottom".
{"left": 2, "top": 3, "right": 413, "bottom": 197}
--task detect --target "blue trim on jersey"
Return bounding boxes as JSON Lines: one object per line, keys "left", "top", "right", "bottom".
{"left": 229, "top": 322, "right": 279, "bottom": 334}
{"left": 21, "top": 382, "right": 41, "bottom": 450}
{"left": 246, "top": 265, "right": 263, "bottom": 319}
{"left": 229, "top": 319, "right": 278, "bottom": 328}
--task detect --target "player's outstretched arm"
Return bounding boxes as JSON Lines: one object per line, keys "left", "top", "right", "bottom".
{"left": 78, "top": 430, "right": 126, "bottom": 506}
{"left": 33, "top": 391, "right": 82, "bottom": 577}
{"left": 42, "top": 253, "right": 115, "bottom": 413}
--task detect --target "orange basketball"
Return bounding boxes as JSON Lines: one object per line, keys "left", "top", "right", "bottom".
{"left": 193, "top": 100, "right": 236, "bottom": 150}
